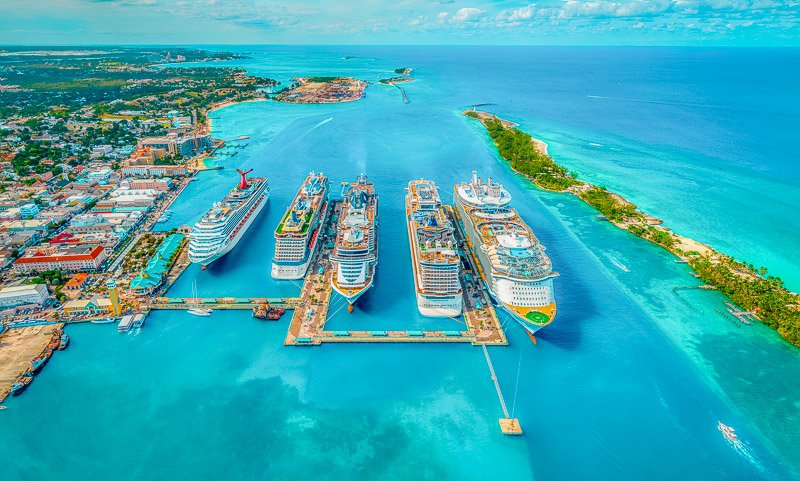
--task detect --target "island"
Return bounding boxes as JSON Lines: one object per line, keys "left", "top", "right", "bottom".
{"left": 273, "top": 77, "right": 367, "bottom": 104}
{"left": 464, "top": 109, "right": 800, "bottom": 348}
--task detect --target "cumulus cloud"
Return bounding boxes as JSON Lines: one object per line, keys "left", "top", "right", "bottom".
{"left": 451, "top": 7, "right": 484, "bottom": 23}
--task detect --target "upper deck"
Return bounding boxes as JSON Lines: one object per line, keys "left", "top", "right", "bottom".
{"left": 334, "top": 175, "right": 377, "bottom": 253}
{"left": 406, "top": 179, "right": 459, "bottom": 265}
{"left": 197, "top": 176, "right": 266, "bottom": 227}
{"left": 275, "top": 172, "right": 329, "bottom": 238}
{"left": 455, "top": 171, "right": 511, "bottom": 210}
{"left": 471, "top": 210, "right": 554, "bottom": 281}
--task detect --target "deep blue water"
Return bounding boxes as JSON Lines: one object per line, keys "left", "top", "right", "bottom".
{"left": 1, "top": 46, "right": 799, "bottom": 481}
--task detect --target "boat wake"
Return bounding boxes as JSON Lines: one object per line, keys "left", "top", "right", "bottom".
{"left": 718, "top": 422, "right": 763, "bottom": 471}
{"left": 306, "top": 116, "right": 333, "bottom": 134}
{"left": 604, "top": 252, "right": 630, "bottom": 272}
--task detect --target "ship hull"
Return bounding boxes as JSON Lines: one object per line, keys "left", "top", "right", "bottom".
{"left": 271, "top": 256, "right": 312, "bottom": 280}
{"left": 332, "top": 275, "right": 374, "bottom": 305}
{"left": 188, "top": 190, "right": 269, "bottom": 266}
{"left": 416, "top": 293, "right": 463, "bottom": 318}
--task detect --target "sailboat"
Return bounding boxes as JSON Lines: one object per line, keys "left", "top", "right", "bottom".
{"left": 187, "top": 279, "right": 212, "bottom": 317}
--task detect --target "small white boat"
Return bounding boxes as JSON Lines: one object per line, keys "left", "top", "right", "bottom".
{"left": 90, "top": 318, "right": 116, "bottom": 324}
{"left": 718, "top": 421, "right": 738, "bottom": 443}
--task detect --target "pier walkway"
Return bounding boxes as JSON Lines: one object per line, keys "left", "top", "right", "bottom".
{"left": 150, "top": 297, "right": 300, "bottom": 310}
{"left": 482, "top": 343, "right": 523, "bottom": 435}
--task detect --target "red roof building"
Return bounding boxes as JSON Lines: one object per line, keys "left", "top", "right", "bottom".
{"left": 13, "top": 244, "right": 107, "bottom": 273}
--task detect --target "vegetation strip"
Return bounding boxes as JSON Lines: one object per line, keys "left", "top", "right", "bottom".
{"left": 465, "top": 109, "right": 800, "bottom": 348}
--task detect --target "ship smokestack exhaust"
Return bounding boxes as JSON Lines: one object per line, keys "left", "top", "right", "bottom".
{"left": 237, "top": 169, "right": 253, "bottom": 190}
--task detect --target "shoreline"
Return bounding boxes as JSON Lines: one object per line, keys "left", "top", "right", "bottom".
{"left": 464, "top": 109, "right": 800, "bottom": 348}
{"left": 205, "top": 98, "right": 270, "bottom": 133}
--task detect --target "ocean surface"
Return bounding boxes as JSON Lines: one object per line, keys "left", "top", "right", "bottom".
{"left": 2, "top": 46, "right": 799, "bottom": 481}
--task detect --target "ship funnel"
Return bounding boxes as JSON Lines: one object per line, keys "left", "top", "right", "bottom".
{"left": 471, "top": 170, "right": 478, "bottom": 184}
{"left": 236, "top": 169, "right": 253, "bottom": 190}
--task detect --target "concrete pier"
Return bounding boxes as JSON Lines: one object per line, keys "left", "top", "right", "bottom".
{"left": 0, "top": 324, "right": 63, "bottom": 403}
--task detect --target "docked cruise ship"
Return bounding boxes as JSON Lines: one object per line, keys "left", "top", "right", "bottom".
{"left": 330, "top": 174, "right": 378, "bottom": 310}
{"left": 405, "top": 179, "right": 463, "bottom": 317}
{"left": 271, "top": 172, "right": 330, "bottom": 279}
{"left": 188, "top": 169, "right": 269, "bottom": 268}
{"left": 454, "top": 171, "right": 557, "bottom": 333}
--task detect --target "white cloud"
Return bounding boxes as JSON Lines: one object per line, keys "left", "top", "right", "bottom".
{"left": 451, "top": 7, "right": 484, "bottom": 23}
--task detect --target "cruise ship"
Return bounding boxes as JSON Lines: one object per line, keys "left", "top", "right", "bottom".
{"left": 454, "top": 171, "right": 557, "bottom": 333}
{"left": 188, "top": 169, "right": 269, "bottom": 268}
{"left": 272, "top": 172, "right": 330, "bottom": 279}
{"left": 405, "top": 179, "right": 463, "bottom": 317}
{"left": 330, "top": 174, "right": 378, "bottom": 311}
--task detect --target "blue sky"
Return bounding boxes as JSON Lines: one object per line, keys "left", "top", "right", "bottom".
{"left": 1, "top": 0, "right": 799, "bottom": 45}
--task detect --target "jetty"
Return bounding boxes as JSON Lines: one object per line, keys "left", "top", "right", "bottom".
{"left": 482, "top": 343, "right": 522, "bottom": 435}
{"left": 0, "top": 324, "right": 63, "bottom": 403}
{"left": 283, "top": 201, "right": 509, "bottom": 346}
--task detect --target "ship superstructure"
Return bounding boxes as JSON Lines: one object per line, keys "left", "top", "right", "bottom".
{"left": 454, "top": 171, "right": 557, "bottom": 333}
{"left": 272, "top": 172, "right": 330, "bottom": 279}
{"left": 405, "top": 179, "right": 463, "bottom": 317}
{"left": 330, "top": 174, "right": 378, "bottom": 309}
{"left": 188, "top": 169, "right": 269, "bottom": 268}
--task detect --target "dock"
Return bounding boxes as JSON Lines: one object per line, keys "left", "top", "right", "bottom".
{"left": 150, "top": 297, "right": 300, "bottom": 310}
{"left": 0, "top": 324, "right": 63, "bottom": 403}
{"left": 282, "top": 201, "right": 509, "bottom": 346}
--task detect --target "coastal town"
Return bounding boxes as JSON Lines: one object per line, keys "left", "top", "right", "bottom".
{"left": 0, "top": 47, "right": 279, "bottom": 401}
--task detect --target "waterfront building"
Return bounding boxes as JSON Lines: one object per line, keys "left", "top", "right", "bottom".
{"left": 454, "top": 171, "right": 557, "bottom": 334}
{"left": 61, "top": 297, "right": 113, "bottom": 316}
{"left": 125, "top": 178, "right": 173, "bottom": 191}
{"left": 188, "top": 170, "right": 269, "bottom": 268}
{"left": 330, "top": 174, "right": 378, "bottom": 308}
{"left": 130, "top": 233, "right": 184, "bottom": 295}
{"left": 405, "top": 179, "right": 463, "bottom": 317}
{"left": 120, "top": 164, "right": 187, "bottom": 177}
{"left": 13, "top": 244, "right": 107, "bottom": 273}
{"left": 272, "top": 172, "right": 330, "bottom": 279}
{"left": 0, "top": 284, "right": 49, "bottom": 309}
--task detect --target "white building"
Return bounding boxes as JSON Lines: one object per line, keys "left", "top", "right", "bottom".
{"left": 0, "top": 284, "right": 50, "bottom": 308}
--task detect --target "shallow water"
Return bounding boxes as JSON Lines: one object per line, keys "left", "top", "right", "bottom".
{"left": 2, "top": 46, "right": 799, "bottom": 481}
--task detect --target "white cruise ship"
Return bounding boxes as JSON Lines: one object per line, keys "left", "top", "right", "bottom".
{"left": 405, "top": 179, "right": 463, "bottom": 317}
{"left": 331, "top": 174, "right": 378, "bottom": 311}
{"left": 454, "top": 171, "right": 557, "bottom": 333}
{"left": 272, "top": 172, "right": 330, "bottom": 279}
{"left": 188, "top": 169, "right": 269, "bottom": 268}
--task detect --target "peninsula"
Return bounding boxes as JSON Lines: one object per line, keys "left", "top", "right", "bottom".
{"left": 464, "top": 109, "right": 800, "bottom": 348}
{"left": 274, "top": 77, "right": 367, "bottom": 104}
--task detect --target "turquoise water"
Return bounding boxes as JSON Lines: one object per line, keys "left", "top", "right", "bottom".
{"left": 2, "top": 47, "right": 800, "bottom": 480}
